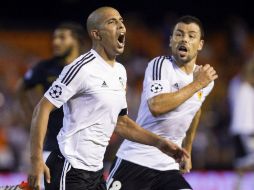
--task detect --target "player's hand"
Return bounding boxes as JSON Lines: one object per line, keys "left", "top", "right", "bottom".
{"left": 193, "top": 64, "right": 218, "bottom": 89}
{"left": 157, "top": 139, "right": 189, "bottom": 163}
{"left": 28, "top": 158, "right": 50, "bottom": 190}
{"left": 180, "top": 156, "right": 192, "bottom": 174}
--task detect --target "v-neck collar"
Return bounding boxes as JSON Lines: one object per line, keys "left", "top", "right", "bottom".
{"left": 91, "top": 49, "right": 116, "bottom": 71}
{"left": 171, "top": 56, "right": 196, "bottom": 77}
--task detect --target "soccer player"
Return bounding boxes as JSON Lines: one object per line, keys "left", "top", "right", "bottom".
{"left": 27, "top": 7, "right": 188, "bottom": 190}
{"left": 107, "top": 15, "right": 218, "bottom": 190}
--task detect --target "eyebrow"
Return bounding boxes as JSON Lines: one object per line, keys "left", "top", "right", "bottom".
{"left": 176, "top": 29, "right": 198, "bottom": 34}
{"left": 105, "top": 17, "right": 123, "bottom": 22}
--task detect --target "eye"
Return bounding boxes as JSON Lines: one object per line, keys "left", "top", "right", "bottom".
{"left": 175, "top": 32, "right": 182, "bottom": 37}
{"left": 108, "top": 19, "right": 116, "bottom": 24}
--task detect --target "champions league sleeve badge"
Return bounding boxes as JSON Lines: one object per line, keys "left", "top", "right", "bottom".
{"left": 49, "top": 84, "right": 62, "bottom": 98}
{"left": 150, "top": 83, "right": 163, "bottom": 93}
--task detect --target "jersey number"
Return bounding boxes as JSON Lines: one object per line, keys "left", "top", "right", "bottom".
{"left": 109, "top": 181, "right": 122, "bottom": 190}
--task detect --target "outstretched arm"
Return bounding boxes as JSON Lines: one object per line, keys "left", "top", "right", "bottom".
{"left": 115, "top": 115, "right": 189, "bottom": 162}
{"left": 181, "top": 108, "right": 201, "bottom": 173}
{"left": 28, "top": 97, "right": 56, "bottom": 189}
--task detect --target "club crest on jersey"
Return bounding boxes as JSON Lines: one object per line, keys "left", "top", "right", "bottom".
{"left": 49, "top": 85, "right": 62, "bottom": 98}
{"left": 151, "top": 83, "right": 163, "bottom": 93}
{"left": 197, "top": 90, "right": 203, "bottom": 101}
{"left": 119, "top": 77, "right": 125, "bottom": 87}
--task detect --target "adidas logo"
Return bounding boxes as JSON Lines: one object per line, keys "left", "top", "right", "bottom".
{"left": 101, "top": 81, "right": 108, "bottom": 88}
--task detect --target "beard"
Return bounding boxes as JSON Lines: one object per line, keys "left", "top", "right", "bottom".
{"left": 54, "top": 46, "right": 73, "bottom": 60}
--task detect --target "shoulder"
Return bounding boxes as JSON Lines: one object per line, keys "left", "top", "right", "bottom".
{"left": 39, "top": 57, "right": 59, "bottom": 67}
{"left": 115, "top": 62, "right": 126, "bottom": 72}
{"left": 146, "top": 55, "right": 172, "bottom": 79}
{"left": 147, "top": 55, "right": 171, "bottom": 68}
{"left": 66, "top": 51, "right": 96, "bottom": 70}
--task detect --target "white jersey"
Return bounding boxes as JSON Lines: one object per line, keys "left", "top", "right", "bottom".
{"left": 44, "top": 49, "right": 127, "bottom": 171}
{"left": 229, "top": 75, "right": 254, "bottom": 135}
{"left": 117, "top": 56, "right": 214, "bottom": 171}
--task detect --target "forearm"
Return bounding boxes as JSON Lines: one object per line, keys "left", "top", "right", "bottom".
{"left": 182, "top": 109, "right": 201, "bottom": 153}
{"left": 30, "top": 98, "right": 54, "bottom": 160}
{"left": 115, "top": 116, "right": 163, "bottom": 148}
{"left": 148, "top": 82, "right": 202, "bottom": 116}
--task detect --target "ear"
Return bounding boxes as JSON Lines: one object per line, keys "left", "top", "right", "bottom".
{"left": 198, "top": 39, "right": 204, "bottom": 51}
{"left": 90, "top": 29, "right": 101, "bottom": 40}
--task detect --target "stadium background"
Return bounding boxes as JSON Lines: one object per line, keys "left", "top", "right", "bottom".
{"left": 0, "top": 0, "right": 254, "bottom": 189}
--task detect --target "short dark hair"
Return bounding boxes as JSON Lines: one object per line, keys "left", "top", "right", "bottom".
{"left": 173, "top": 15, "right": 204, "bottom": 40}
{"left": 56, "top": 22, "right": 86, "bottom": 51}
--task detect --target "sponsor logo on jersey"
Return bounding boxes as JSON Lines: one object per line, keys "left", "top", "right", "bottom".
{"left": 119, "top": 77, "right": 124, "bottom": 88}
{"left": 197, "top": 90, "right": 203, "bottom": 100}
{"left": 101, "top": 81, "right": 108, "bottom": 88}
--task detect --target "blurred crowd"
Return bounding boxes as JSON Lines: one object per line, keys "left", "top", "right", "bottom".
{"left": 0, "top": 12, "right": 254, "bottom": 173}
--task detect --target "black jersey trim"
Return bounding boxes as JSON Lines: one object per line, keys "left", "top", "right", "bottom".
{"left": 152, "top": 57, "right": 159, "bottom": 80}
{"left": 61, "top": 52, "right": 92, "bottom": 84}
{"left": 118, "top": 108, "right": 128, "bottom": 116}
{"left": 158, "top": 56, "right": 165, "bottom": 80}
{"left": 65, "top": 56, "right": 95, "bottom": 86}
{"left": 61, "top": 51, "right": 91, "bottom": 84}
{"left": 61, "top": 52, "right": 95, "bottom": 85}
{"left": 153, "top": 56, "right": 165, "bottom": 80}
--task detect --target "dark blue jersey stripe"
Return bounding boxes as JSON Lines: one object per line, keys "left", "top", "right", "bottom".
{"left": 158, "top": 56, "right": 165, "bottom": 80}
{"left": 65, "top": 56, "right": 96, "bottom": 86}
{"left": 61, "top": 52, "right": 92, "bottom": 84}
{"left": 153, "top": 57, "right": 159, "bottom": 80}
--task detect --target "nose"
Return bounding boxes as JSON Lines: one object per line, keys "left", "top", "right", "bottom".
{"left": 181, "top": 34, "right": 188, "bottom": 43}
{"left": 118, "top": 21, "right": 126, "bottom": 31}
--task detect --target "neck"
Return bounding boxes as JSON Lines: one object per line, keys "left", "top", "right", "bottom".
{"left": 173, "top": 56, "right": 196, "bottom": 74}
{"left": 92, "top": 44, "right": 116, "bottom": 67}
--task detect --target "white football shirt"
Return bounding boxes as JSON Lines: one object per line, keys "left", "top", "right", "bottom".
{"left": 44, "top": 49, "right": 127, "bottom": 171}
{"left": 229, "top": 75, "right": 254, "bottom": 135}
{"left": 117, "top": 56, "right": 214, "bottom": 171}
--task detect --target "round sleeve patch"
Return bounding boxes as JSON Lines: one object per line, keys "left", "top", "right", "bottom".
{"left": 150, "top": 83, "right": 163, "bottom": 93}
{"left": 49, "top": 85, "right": 62, "bottom": 98}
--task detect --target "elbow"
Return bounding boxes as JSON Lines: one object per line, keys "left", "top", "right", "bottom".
{"left": 148, "top": 104, "right": 163, "bottom": 117}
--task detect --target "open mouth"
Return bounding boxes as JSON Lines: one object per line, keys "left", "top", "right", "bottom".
{"left": 178, "top": 45, "right": 188, "bottom": 57}
{"left": 178, "top": 45, "right": 187, "bottom": 52}
{"left": 117, "top": 33, "right": 125, "bottom": 47}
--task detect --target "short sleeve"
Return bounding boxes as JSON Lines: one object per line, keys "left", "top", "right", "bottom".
{"left": 44, "top": 56, "right": 89, "bottom": 108}
{"left": 143, "top": 56, "right": 171, "bottom": 100}
{"left": 119, "top": 63, "right": 128, "bottom": 114}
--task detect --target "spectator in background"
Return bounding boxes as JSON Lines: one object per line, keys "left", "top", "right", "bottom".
{"left": 228, "top": 55, "right": 254, "bottom": 170}
{"left": 16, "top": 21, "right": 86, "bottom": 188}
{"left": 17, "top": 21, "right": 86, "bottom": 159}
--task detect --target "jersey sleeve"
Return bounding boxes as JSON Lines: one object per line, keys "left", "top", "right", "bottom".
{"left": 44, "top": 58, "right": 88, "bottom": 108}
{"left": 143, "top": 56, "right": 171, "bottom": 100}
{"left": 120, "top": 64, "right": 128, "bottom": 115}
